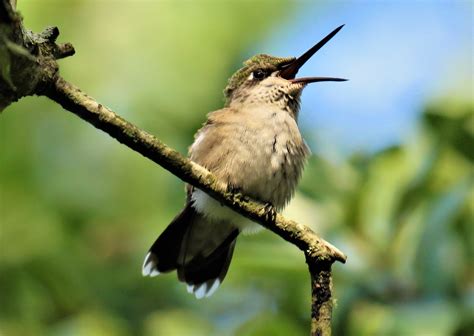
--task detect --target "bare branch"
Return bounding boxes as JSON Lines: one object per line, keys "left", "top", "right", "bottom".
{"left": 45, "top": 76, "right": 347, "bottom": 265}
{"left": 308, "top": 259, "right": 334, "bottom": 336}
{"left": 0, "top": 3, "right": 346, "bottom": 334}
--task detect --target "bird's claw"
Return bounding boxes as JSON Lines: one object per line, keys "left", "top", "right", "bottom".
{"left": 227, "top": 185, "right": 250, "bottom": 203}
{"left": 262, "top": 203, "right": 277, "bottom": 223}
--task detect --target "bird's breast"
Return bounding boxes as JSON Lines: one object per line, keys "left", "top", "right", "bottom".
{"left": 189, "top": 106, "right": 309, "bottom": 232}
{"left": 213, "top": 107, "right": 309, "bottom": 209}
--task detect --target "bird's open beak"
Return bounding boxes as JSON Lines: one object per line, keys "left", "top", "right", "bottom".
{"left": 279, "top": 25, "right": 347, "bottom": 84}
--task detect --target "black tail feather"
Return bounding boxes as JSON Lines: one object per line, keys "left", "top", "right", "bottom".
{"left": 145, "top": 203, "right": 194, "bottom": 273}
{"left": 178, "top": 228, "right": 238, "bottom": 284}
{"left": 142, "top": 202, "right": 239, "bottom": 298}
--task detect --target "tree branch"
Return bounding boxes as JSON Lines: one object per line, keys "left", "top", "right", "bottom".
{"left": 307, "top": 259, "right": 334, "bottom": 336}
{"left": 45, "top": 76, "right": 347, "bottom": 266}
{"left": 0, "top": 2, "right": 346, "bottom": 334}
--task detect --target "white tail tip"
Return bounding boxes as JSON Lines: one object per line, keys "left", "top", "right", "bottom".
{"left": 185, "top": 279, "right": 221, "bottom": 299}
{"left": 142, "top": 252, "right": 160, "bottom": 277}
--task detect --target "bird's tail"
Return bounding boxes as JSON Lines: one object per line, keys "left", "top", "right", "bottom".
{"left": 142, "top": 202, "right": 238, "bottom": 299}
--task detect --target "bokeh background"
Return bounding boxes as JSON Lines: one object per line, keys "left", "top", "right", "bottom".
{"left": 1, "top": 0, "right": 472, "bottom": 335}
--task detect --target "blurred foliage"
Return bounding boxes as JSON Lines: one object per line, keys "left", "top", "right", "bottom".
{"left": 1, "top": 1, "right": 473, "bottom": 336}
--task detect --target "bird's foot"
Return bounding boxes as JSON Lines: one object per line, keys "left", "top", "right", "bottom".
{"left": 262, "top": 202, "right": 277, "bottom": 224}
{"left": 227, "top": 185, "right": 250, "bottom": 203}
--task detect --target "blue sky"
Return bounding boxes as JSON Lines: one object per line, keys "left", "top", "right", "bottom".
{"left": 256, "top": 1, "right": 472, "bottom": 158}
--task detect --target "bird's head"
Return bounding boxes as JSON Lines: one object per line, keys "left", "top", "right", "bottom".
{"left": 224, "top": 25, "right": 347, "bottom": 113}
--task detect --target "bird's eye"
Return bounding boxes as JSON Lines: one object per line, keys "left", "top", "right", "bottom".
{"left": 252, "top": 69, "right": 267, "bottom": 80}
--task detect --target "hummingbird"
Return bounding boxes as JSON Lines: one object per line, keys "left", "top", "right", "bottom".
{"left": 142, "top": 25, "right": 346, "bottom": 299}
